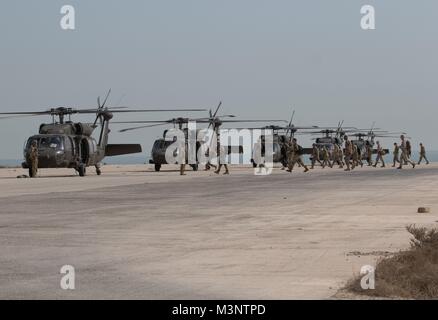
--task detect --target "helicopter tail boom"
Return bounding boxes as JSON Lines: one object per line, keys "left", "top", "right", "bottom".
{"left": 105, "top": 144, "right": 142, "bottom": 157}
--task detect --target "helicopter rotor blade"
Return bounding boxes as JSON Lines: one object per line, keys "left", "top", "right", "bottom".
{"left": 101, "top": 89, "right": 111, "bottom": 109}
{"left": 0, "top": 114, "right": 47, "bottom": 120}
{"left": 285, "top": 109, "right": 295, "bottom": 137}
{"left": 119, "top": 123, "right": 170, "bottom": 132}
{"left": 212, "top": 101, "right": 222, "bottom": 118}
{"left": 216, "top": 119, "right": 288, "bottom": 123}
{"left": 0, "top": 111, "right": 51, "bottom": 116}
{"left": 206, "top": 101, "right": 223, "bottom": 131}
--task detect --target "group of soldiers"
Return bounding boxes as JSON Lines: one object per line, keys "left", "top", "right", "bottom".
{"left": 26, "top": 134, "right": 430, "bottom": 177}
{"left": 283, "top": 134, "right": 429, "bottom": 173}
{"left": 179, "top": 142, "right": 229, "bottom": 176}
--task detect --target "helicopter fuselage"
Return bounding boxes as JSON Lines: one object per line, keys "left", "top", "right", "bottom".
{"left": 23, "top": 133, "right": 103, "bottom": 169}
{"left": 22, "top": 121, "right": 141, "bottom": 176}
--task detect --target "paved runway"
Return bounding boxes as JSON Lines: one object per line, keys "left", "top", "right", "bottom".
{"left": 0, "top": 164, "right": 437, "bottom": 299}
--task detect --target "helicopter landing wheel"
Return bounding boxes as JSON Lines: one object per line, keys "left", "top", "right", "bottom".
{"left": 78, "top": 164, "right": 86, "bottom": 177}
{"left": 154, "top": 164, "right": 161, "bottom": 172}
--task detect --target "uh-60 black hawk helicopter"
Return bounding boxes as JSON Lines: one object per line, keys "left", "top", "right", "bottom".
{"left": 242, "top": 110, "right": 320, "bottom": 168}
{"left": 0, "top": 90, "right": 206, "bottom": 177}
{"left": 115, "top": 102, "right": 287, "bottom": 171}
{"left": 349, "top": 124, "right": 406, "bottom": 160}
{"left": 306, "top": 122, "right": 401, "bottom": 162}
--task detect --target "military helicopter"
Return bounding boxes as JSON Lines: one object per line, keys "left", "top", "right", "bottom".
{"left": 304, "top": 121, "right": 361, "bottom": 161}
{"left": 245, "top": 111, "right": 320, "bottom": 167}
{"left": 350, "top": 130, "right": 407, "bottom": 159}
{"left": 0, "top": 90, "right": 207, "bottom": 177}
{"left": 115, "top": 102, "right": 287, "bottom": 171}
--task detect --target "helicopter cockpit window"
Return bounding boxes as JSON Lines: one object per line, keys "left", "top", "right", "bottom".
{"left": 39, "top": 137, "right": 64, "bottom": 150}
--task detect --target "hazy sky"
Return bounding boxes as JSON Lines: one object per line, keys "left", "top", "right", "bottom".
{"left": 1, "top": 0, "right": 437, "bottom": 159}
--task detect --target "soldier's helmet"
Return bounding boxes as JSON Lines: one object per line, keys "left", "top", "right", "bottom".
{"left": 343, "top": 135, "right": 348, "bottom": 140}
{"left": 31, "top": 141, "right": 38, "bottom": 147}
{"left": 400, "top": 134, "right": 405, "bottom": 140}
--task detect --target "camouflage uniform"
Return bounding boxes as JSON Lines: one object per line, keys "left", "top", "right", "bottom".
{"left": 214, "top": 144, "right": 229, "bottom": 175}
{"left": 286, "top": 140, "right": 309, "bottom": 173}
{"left": 392, "top": 143, "right": 400, "bottom": 167}
{"left": 344, "top": 137, "right": 354, "bottom": 171}
{"left": 406, "top": 141, "right": 412, "bottom": 160}
{"left": 418, "top": 144, "right": 429, "bottom": 165}
{"left": 29, "top": 141, "right": 39, "bottom": 178}
{"left": 365, "top": 143, "right": 373, "bottom": 166}
{"left": 311, "top": 145, "right": 322, "bottom": 169}
{"left": 373, "top": 142, "right": 385, "bottom": 168}
{"left": 321, "top": 147, "right": 332, "bottom": 168}
{"left": 332, "top": 144, "right": 343, "bottom": 168}
{"left": 352, "top": 145, "right": 360, "bottom": 168}
{"left": 179, "top": 141, "right": 188, "bottom": 175}
{"left": 398, "top": 137, "right": 415, "bottom": 169}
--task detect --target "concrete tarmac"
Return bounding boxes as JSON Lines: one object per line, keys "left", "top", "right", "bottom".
{"left": 0, "top": 164, "right": 437, "bottom": 299}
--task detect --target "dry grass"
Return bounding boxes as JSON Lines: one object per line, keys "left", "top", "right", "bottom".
{"left": 346, "top": 225, "right": 438, "bottom": 299}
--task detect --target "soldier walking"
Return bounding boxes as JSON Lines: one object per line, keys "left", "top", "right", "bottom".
{"left": 331, "top": 144, "right": 343, "bottom": 168}
{"left": 365, "top": 141, "right": 373, "bottom": 166}
{"left": 392, "top": 143, "right": 400, "bottom": 167}
{"left": 352, "top": 145, "right": 363, "bottom": 168}
{"left": 28, "top": 140, "right": 39, "bottom": 178}
{"left": 321, "top": 146, "right": 332, "bottom": 168}
{"left": 343, "top": 135, "right": 354, "bottom": 171}
{"left": 398, "top": 135, "right": 415, "bottom": 169}
{"left": 373, "top": 141, "right": 385, "bottom": 168}
{"left": 406, "top": 140, "right": 412, "bottom": 160}
{"left": 418, "top": 143, "right": 430, "bottom": 165}
{"left": 286, "top": 138, "right": 309, "bottom": 173}
{"left": 310, "top": 144, "right": 323, "bottom": 169}
{"left": 214, "top": 142, "right": 229, "bottom": 175}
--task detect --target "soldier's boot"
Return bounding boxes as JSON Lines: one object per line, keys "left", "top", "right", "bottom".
{"left": 304, "top": 166, "right": 309, "bottom": 173}
{"left": 180, "top": 164, "right": 186, "bottom": 175}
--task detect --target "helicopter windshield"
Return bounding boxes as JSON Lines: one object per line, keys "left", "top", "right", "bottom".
{"left": 27, "top": 136, "right": 65, "bottom": 150}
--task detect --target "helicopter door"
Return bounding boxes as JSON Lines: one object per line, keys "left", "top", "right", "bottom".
{"left": 88, "top": 139, "right": 97, "bottom": 164}
{"left": 80, "top": 139, "right": 90, "bottom": 165}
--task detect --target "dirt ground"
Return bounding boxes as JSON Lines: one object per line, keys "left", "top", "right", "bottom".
{"left": 0, "top": 164, "right": 436, "bottom": 299}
